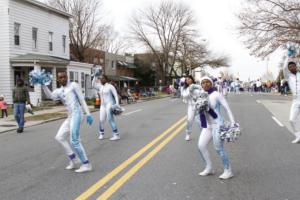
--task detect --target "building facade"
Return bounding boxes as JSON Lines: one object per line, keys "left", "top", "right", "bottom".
{"left": 0, "top": 0, "right": 71, "bottom": 105}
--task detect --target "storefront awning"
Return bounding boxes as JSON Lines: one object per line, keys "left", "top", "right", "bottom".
{"left": 107, "top": 75, "right": 139, "bottom": 81}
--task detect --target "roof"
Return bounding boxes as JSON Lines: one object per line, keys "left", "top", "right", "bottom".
{"left": 22, "top": 0, "right": 72, "bottom": 18}
{"left": 11, "top": 53, "right": 69, "bottom": 64}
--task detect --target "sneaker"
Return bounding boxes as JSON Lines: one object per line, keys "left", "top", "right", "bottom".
{"left": 199, "top": 168, "right": 214, "bottom": 176}
{"left": 98, "top": 134, "right": 104, "bottom": 140}
{"left": 65, "top": 159, "right": 80, "bottom": 170}
{"left": 75, "top": 164, "right": 92, "bottom": 173}
{"left": 291, "top": 137, "right": 300, "bottom": 144}
{"left": 110, "top": 135, "right": 120, "bottom": 141}
{"left": 219, "top": 169, "right": 234, "bottom": 180}
{"left": 185, "top": 134, "right": 191, "bottom": 141}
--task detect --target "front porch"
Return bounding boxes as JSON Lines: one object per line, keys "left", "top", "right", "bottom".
{"left": 11, "top": 54, "right": 69, "bottom": 106}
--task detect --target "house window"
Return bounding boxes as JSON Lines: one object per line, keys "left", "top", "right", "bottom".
{"left": 62, "top": 35, "right": 66, "bottom": 53}
{"left": 69, "top": 71, "right": 74, "bottom": 82}
{"left": 111, "top": 60, "right": 114, "bottom": 69}
{"left": 32, "top": 28, "right": 38, "bottom": 49}
{"left": 14, "top": 23, "right": 20, "bottom": 46}
{"left": 70, "top": 71, "right": 79, "bottom": 83}
{"left": 81, "top": 72, "right": 85, "bottom": 89}
{"left": 49, "top": 32, "right": 53, "bottom": 51}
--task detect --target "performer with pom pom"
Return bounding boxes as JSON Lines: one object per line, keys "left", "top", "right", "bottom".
{"left": 30, "top": 70, "right": 94, "bottom": 173}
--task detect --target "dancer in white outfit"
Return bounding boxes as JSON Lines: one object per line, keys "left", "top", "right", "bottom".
{"left": 181, "top": 75, "right": 202, "bottom": 141}
{"left": 198, "top": 76, "right": 236, "bottom": 179}
{"left": 283, "top": 61, "right": 300, "bottom": 144}
{"left": 42, "top": 71, "right": 94, "bottom": 173}
{"left": 92, "top": 75, "right": 120, "bottom": 141}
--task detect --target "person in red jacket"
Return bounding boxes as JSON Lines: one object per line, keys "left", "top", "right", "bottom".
{"left": 0, "top": 95, "right": 8, "bottom": 118}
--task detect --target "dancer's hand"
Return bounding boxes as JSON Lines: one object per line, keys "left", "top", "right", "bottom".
{"left": 86, "top": 115, "right": 93, "bottom": 125}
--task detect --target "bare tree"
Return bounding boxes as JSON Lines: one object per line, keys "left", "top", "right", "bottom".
{"left": 177, "top": 36, "right": 230, "bottom": 74}
{"left": 130, "top": 0, "right": 196, "bottom": 84}
{"left": 48, "top": 0, "right": 108, "bottom": 61}
{"left": 237, "top": 0, "right": 300, "bottom": 58}
{"left": 98, "top": 26, "right": 128, "bottom": 54}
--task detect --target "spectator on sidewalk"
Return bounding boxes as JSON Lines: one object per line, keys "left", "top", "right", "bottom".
{"left": 13, "top": 78, "right": 31, "bottom": 133}
{"left": 0, "top": 95, "right": 8, "bottom": 118}
{"left": 134, "top": 81, "right": 140, "bottom": 100}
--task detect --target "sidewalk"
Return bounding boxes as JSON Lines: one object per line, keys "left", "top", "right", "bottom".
{"left": 0, "top": 106, "right": 68, "bottom": 133}
{"left": 0, "top": 94, "right": 171, "bottom": 134}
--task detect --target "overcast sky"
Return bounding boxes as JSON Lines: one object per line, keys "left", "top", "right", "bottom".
{"left": 45, "top": 0, "right": 284, "bottom": 81}
{"left": 99, "top": 0, "right": 284, "bottom": 81}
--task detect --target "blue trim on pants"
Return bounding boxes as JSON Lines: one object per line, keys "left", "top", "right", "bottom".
{"left": 213, "top": 102, "right": 230, "bottom": 169}
{"left": 70, "top": 110, "right": 88, "bottom": 163}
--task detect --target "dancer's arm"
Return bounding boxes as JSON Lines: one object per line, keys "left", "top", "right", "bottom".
{"left": 218, "top": 93, "right": 235, "bottom": 124}
{"left": 110, "top": 85, "right": 119, "bottom": 105}
{"left": 42, "top": 85, "right": 60, "bottom": 101}
{"left": 92, "top": 76, "right": 102, "bottom": 90}
{"left": 72, "top": 82, "right": 90, "bottom": 115}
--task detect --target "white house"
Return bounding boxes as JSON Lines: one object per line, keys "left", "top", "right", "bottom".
{"left": 0, "top": 0, "right": 71, "bottom": 105}
{"left": 67, "top": 61, "right": 94, "bottom": 99}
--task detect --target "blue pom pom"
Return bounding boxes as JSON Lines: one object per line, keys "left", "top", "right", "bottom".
{"left": 29, "top": 69, "right": 53, "bottom": 86}
{"left": 288, "top": 46, "right": 296, "bottom": 57}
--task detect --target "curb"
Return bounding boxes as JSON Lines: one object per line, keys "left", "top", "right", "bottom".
{"left": 0, "top": 95, "right": 171, "bottom": 134}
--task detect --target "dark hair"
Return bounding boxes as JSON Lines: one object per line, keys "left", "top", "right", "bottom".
{"left": 288, "top": 61, "right": 296, "bottom": 66}
{"left": 16, "top": 78, "right": 24, "bottom": 86}
{"left": 184, "top": 75, "right": 195, "bottom": 89}
{"left": 57, "top": 71, "right": 67, "bottom": 75}
{"left": 101, "top": 75, "right": 110, "bottom": 82}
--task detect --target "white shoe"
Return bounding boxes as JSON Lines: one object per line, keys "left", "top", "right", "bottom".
{"left": 185, "top": 134, "right": 191, "bottom": 141}
{"left": 219, "top": 169, "right": 234, "bottom": 180}
{"left": 198, "top": 168, "right": 214, "bottom": 176}
{"left": 75, "top": 164, "right": 92, "bottom": 173}
{"left": 291, "top": 137, "right": 300, "bottom": 144}
{"left": 65, "top": 159, "right": 80, "bottom": 170}
{"left": 110, "top": 135, "right": 120, "bottom": 141}
{"left": 98, "top": 134, "right": 104, "bottom": 140}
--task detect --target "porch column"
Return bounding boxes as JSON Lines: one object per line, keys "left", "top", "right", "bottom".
{"left": 52, "top": 67, "right": 57, "bottom": 90}
{"left": 33, "top": 64, "right": 41, "bottom": 106}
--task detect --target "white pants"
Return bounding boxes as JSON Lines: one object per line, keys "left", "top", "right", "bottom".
{"left": 99, "top": 104, "right": 118, "bottom": 135}
{"left": 186, "top": 105, "right": 199, "bottom": 135}
{"left": 55, "top": 112, "right": 89, "bottom": 164}
{"left": 289, "top": 100, "right": 300, "bottom": 137}
{"left": 198, "top": 125, "right": 231, "bottom": 170}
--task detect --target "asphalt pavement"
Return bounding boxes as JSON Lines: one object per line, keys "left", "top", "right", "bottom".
{"left": 0, "top": 94, "right": 299, "bottom": 200}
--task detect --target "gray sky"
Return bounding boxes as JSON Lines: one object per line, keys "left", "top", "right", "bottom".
{"left": 101, "top": 0, "right": 283, "bottom": 81}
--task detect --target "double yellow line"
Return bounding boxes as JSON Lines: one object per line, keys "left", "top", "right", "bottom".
{"left": 75, "top": 116, "right": 187, "bottom": 200}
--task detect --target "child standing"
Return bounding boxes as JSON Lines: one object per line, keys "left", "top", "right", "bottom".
{"left": 0, "top": 95, "right": 8, "bottom": 118}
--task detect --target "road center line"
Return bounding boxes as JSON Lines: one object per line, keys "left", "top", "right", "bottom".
{"left": 75, "top": 116, "right": 187, "bottom": 200}
{"left": 97, "top": 122, "right": 187, "bottom": 200}
{"left": 272, "top": 116, "right": 284, "bottom": 127}
{"left": 256, "top": 100, "right": 261, "bottom": 104}
{"left": 123, "top": 109, "right": 143, "bottom": 116}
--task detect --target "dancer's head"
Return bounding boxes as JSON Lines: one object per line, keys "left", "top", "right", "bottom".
{"left": 200, "top": 76, "right": 213, "bottom": 91}
{"left": 100, "top": 75, "right": 109, "bottom": 85}
{"left": 288, "top": 61, "right": 297, "bottom": 74}
{"left": 57, "top": 71, "right": 68, "bottom": 86}
{"left": 16, "top": 78, "right": 24, "bottom": 87}
{"left": 184, "top": 75, "right": 195, "bottom": 88}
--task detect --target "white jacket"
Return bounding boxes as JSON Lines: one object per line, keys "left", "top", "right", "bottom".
{"left": 283, "top": 62, "right": 300, "bottom": 99}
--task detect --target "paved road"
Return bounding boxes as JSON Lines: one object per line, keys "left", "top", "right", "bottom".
{"left": 0, "top": 94, "right": 299, "bottom": 200}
